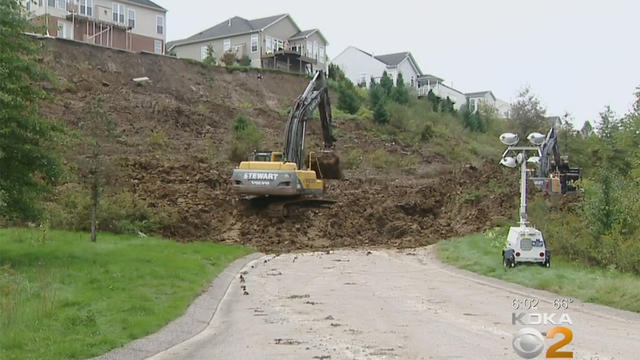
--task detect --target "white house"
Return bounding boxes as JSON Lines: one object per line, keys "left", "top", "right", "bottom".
{"left": 330, "top": 46, "right": 422, "bottom": 88}
{"left": 417, "top": 74, "right": 467, "bottom": 110}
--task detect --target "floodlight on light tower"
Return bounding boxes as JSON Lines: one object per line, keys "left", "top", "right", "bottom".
{"left": 527, "top": 132, "right": 546, "bottom": 145}
{"left": 498, "top": 132, "right": 546, "bottom": 226}
{"left": 500, "top": 156, "right": 517, "bottom": 168}
{"left": 500, "top": 133, "right": 519, "bottom": 146}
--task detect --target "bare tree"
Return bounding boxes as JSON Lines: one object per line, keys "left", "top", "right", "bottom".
{"left": 511, "top": 87, "right": 547, "bottom": 135}
{"left": 79, "top": 97, "right": 117, "bottom": 242}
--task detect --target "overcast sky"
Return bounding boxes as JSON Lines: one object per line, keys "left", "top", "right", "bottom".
{"left": 162, "top": 0, "right": 639, "bottom": 128}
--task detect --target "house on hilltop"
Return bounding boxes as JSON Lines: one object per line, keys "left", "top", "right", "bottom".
{"left": 23, "top": 0, "right": 167, "bottom": 54}
{"left": 168, "top": 14, "right": 328, "bottom": 74}
{"left": 331, "top": 46, "right": 423, "bottom": 88}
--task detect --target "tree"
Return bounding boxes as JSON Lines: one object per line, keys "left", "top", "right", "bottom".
{"left": 337, "top": 79, "right": 361, "bottom": 115}
{"left": 391, "top": 73, "right": 409, "bottom": 105}
{"left": 0, "top": 1, "right": 61, "bottom": 220}
{"left": 511, "top": 87, "right": 547, "bottom": 136}
{"left": 220, "top": 51, "right": 237, "bottom": 66}
{"left": 202, "top": 44, "right": 216, "bottom": 66}
{"left": 380, "top": 71, "right": 394, "bottom": 97}
{"left": 79, "top": 98, "right": 117, "bottom": 242}
{"left": 580, "top": 121, "right": 594, "bottom": 137}
{"left": 426, "top": 90, "right": 441, "bottom": 111}
{"left": 373, "top": 101, "right": 390, "bottom": 124}
{"left": 230, "top": 115, "right": 263, "bottom": 162}
{"left": 328, "top": 63, "right": 346, "bottom": 81}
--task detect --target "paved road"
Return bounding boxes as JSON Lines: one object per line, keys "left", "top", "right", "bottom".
{"left": 150, "top": 247, "right": 640, "bottom": 359}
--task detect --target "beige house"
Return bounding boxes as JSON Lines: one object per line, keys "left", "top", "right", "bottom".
{"left": 168, "top": 14, "right": 328, "bottom": 73}
{"left": 24, "top": 0, "right": 167, "bottom": 54}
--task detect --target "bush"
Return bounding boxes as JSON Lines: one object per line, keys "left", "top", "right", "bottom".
{"left": 328, "top": 63, "right": 346, "bottom": 81}
{"left": 238, "top": 55, "right": 251, "bottom": 66}
{"left": 220, "top": 51, "right": 237, "bottom": 66}
{"left": 373, "top": 102, "right": 390, "bottom": 125}
{"left": 229, "top": 115, "right": 262, "bottom": 162}
{"left": 202, "top": 44, "right": 216, "bottom": 66}
{"left": 46, "top": 184, "right": 165, "bottom": 235}
{"left": 337, "top": 80, "right": 361, "bottom": 115}
{"left": 148, "top": 128, "right": 169, "bottom": 150}
{"left": 391, "top": 73, "right": 410, "bottom": 105}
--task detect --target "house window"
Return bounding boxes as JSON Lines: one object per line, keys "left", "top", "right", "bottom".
{"left": 55, "top": 0, "right": 65, "bottom": 10}
{"left": 156, "top": 15, "right": 164, "bottom": 34}
{"left": 223, "top": 39, "right": 230, "bottom": 52}
{"left": 154, "top": 40, "right": 162, "bottom": 54}
{"left": 251, "top": 34, "right": 258, "bottom": 53}
{"left": 201, "top": 46, "right": 207, "bottom": 60}
{"left": 265, "top": 36, "right": 272, "bottom": 53}
{"left": 112, "top": 3, "right": 125, "bottom": 24}
{"left": 128, "top": 9, "right": 136, "bottom": 28}
{"left": 313, "top": 41, "right": 318, "bottom": 59}
{"left": 47, "top": 0, "right": 54, "bottom": 8}
{"left": 306, "top": 41, "right": 311, "bottom": 57}
{"left": 79, "top": 0, "right": 92, "bottom": 16}
{"left": 318, "top": 46, "right": 325, "bottom": 62}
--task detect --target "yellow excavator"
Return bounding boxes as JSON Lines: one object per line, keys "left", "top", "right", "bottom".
{"left": 230, "top": 70, "right": 340, "bottom": 212}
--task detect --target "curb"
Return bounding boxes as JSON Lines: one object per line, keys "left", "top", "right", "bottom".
{"left": 92, "top": 252, "right": 265, "bottom": 360}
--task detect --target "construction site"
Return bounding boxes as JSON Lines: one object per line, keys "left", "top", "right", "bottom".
{"left": 35, "top": 38, "right": 528, "bottom": 253}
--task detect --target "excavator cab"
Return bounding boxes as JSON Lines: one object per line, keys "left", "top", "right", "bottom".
{"left": 251, "top": 151, "right": 284, "bottom": 162}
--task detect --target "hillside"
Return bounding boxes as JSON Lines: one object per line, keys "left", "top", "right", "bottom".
{"left": 38, "top": 38, "right": 518, "bottom": 252}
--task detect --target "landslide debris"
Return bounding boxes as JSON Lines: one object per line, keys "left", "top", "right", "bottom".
{"left": 39, "top": 38, "right": 518, "bottom": 253}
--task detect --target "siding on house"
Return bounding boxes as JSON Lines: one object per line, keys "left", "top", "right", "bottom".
{"left": 169, "top": 14, "right": 328, "bottom": 73}
{"left": 24, "top": 0, "right": 166, "bottom": 53}
{"left": 331, "top": 47, "right": 423, "bottom": 89}
{"left": 331, "top": 46, "right": 386, "bottom": 87}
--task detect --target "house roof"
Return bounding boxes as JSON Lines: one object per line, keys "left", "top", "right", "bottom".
{"left": 418, "top": 74, "right": 444, "bottom": 82}
{"left": 374, "top": 52, "right": 408, "bottom": 66}
{"left": 124, "top": 0, "right": 166, "bottom": 11}
{"left": 465, "top": 91, "right": 496, "bottom": 100}
{"left": 169, "top": 14, "right": 290, "bottom": 49}
{"left": 289, "top": 29, "right": 329, "bottom": 44}
{"left": 374, "top": 51, "right": 423, "bottom": 76}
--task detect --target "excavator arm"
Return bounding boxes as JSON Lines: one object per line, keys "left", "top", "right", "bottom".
{"left": 283, "top": 70, "right": 336, "bottom": 170}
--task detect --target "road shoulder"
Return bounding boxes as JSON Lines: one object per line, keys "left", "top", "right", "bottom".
{"left": 92, "top": 252, "right": 265, "bottom": 360}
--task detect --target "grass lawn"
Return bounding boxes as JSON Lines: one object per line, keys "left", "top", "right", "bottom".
{"left": 0, "top": 228, "right": 253, "bottom": 360}
{"left": 438, "top": 232, "right": 640, "bottom": 313}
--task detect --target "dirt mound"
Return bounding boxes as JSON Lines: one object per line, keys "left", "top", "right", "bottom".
{"left": 233, "top": 163, "right": 517, "bottom": 252}
{"left": 38, "top": 38, "right": 520, "bottom": 253}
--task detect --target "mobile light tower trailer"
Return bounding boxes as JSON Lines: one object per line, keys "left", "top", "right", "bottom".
{"left": 499, "top": 132, "right": 551, "bottom": 269}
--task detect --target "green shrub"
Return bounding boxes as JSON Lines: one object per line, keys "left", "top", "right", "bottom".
{"left": 343, "top": 149, "right": 363, "bottom": 170}
{"left": 238, "top": 55, "right": 251, "bottom": 66}
{"left": 229, "top": 115, "right": 262, "bottom": 162}
{"left": 46, "top": 184, "right": 165, "bottom": 235}
{"left": 337, "top": 80, "right": 361, "bottom": 115}
{"left": 202, "top": 44, "right": 216, "bottom": 66}
{"left": 220, "top": 51, "right": 237, "bottom": 66}
{"left": 148, "top": 128, "right": 169, "bottom": 150}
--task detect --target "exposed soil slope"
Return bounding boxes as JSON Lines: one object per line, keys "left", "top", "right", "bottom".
{"left": 39, "top": 38, "right": 517, "bottom": 252}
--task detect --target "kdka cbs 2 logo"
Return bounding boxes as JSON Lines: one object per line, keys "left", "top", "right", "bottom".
{"left": 511, "top": 297, "right": 574, "bottom": 359}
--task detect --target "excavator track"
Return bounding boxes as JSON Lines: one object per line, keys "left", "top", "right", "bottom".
{"left": 242, "top": 196, "right": 335, "bottom": 218}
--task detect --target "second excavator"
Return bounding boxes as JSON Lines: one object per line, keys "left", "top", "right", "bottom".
{"left": 230, "top": 70, "right": 341, "bottom": 210}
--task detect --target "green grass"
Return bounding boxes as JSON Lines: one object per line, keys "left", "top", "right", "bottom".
{"left": 438, "top": 232, "right": 640, "bottom": 313}
{"left": 0, "top": 228, "right": 253, "bottom": 360}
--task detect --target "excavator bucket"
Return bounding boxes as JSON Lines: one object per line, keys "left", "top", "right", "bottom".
{"left": 309, "top": 151, "right": 342, "bottom": 179}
